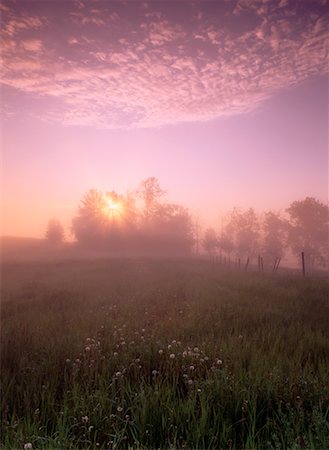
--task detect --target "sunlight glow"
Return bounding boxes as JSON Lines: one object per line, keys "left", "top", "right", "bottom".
{"left": 105, "top": 199, "right": 123, "bottom": 219}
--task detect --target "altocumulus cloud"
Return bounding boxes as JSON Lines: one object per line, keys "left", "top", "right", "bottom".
{"left": 0, "top": 0, "right": 328, "bottom": 129}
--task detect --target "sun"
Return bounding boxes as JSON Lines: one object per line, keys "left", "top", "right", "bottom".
{"left": 105, "top": 198, "right": 123, "bottom": 219}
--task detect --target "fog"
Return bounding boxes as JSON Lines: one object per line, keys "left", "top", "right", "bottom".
{"left": 1, "top": 177, "right": 328, "bottom": 273}
{"left": 1, "top": 0, "right": 328, "bottom": 270}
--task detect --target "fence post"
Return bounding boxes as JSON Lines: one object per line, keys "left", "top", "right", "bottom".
{"left": 301, "top": 252, "right": 305, "bottom": 277}
{"left": 261, "top": 256, "right": 264, "bottom": 272}
{"left": 275, "top": 257, "right": 281, "bottom": 273}
{"left": 245, "top": 257, "right": 250, "bottom": 271}
{"left": 273, "top": 257, "right": 278, "bottom": 273}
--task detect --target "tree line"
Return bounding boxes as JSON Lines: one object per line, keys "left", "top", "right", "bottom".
{"left": 46, "top": 177, "right": 194, "bottom": 256}
{"left": 46, "top": 177, "right": 328, "bottom": 268}
{"left": 203, "top": 198, "right": 328, "bottom": 271}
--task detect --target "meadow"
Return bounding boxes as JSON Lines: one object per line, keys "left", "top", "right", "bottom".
{"left": 1, "top": 258, "right": 329, "bottom": 449}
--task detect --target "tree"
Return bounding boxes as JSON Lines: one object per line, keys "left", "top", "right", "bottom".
{"left": 262, "top": 211, "right": 286, "bottom": 264}
{"left": 225, "top": 208, "right": 260, "bottom": 260}
{"left": 46, "top": 219, "right": 64, "bottom": 244}
{"left": 219, "top": 232, "right": 235, "bottom": 258}
{"left": 286, "top": 197, "right": 329, "bottom": 269}
{"left": 137, "top": 177, "right": 165, "bottom": 223}
{"left": 202, "top": 228, "right": 218, "bottom": 257}
{"left": 152, "top": 203, "right": 195, "bottom": 255}
{"left": 71, "top": 189, "right": 108, "bottom": 245}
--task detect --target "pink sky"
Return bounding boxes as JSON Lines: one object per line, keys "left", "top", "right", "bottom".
{"left": 1, "top": 0, "right": 328, "bottom": 238}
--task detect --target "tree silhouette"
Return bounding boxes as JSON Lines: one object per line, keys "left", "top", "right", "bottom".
{"left": 203, "top": 228, "right": 218, "bottom": 257}
{"left": 71, "top": 189, "right": 108, "bottom": 245}
{"left": 71, "top": 179, "right": 194, "bottom": 255}
{"left": 225, "top": 208, "right": 260, "bottom": 261}
{"left": 286, "top": 197, "right": 329, "bottom": 269}
{"left": 137, "top": 177, "right": 165, "bottom": 223}
{"left": 46, "top": 219, "right": 64, "bottom": 244}
{"left": 262, "top": 211, "right": 286, "bottom": 265}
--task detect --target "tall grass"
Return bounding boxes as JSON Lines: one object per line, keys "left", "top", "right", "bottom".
{"left": 1, "top": 259, "right": 329, "bottom": 449}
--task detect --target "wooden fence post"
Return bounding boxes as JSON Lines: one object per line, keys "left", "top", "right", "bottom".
{"left": 261, "top": 256, "right": 264, "bottom": 273}
{"left": 301, "top": 252, "right": 305, "bottom": 277}
{"left": 245, "top": 257, "right": 250, "bottom": 271}
{"left": 273, "top": 257, "right": 278, "bottom": 273}
{"left": 275, "top": 257, "right": 281, "bottom": 273}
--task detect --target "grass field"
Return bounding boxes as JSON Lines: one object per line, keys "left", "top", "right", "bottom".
{"left": 1, "top": 258, "right": 329, "bottom": 449}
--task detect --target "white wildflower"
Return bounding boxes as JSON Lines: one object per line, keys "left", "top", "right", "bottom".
{"left": 24, "top": 443, "right": 32, "bottom": 449}
{"left": 169, "top": 353, "right": 175, "bottom": 359}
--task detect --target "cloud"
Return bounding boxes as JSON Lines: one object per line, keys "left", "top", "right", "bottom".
{"left": 0, "top": 1, "right": 328, "bottom": 129}
{"left": 21, "top": 39, "right": 43, "bottom": 52}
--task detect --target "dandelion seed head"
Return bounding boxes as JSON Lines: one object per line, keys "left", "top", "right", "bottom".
{"left": 24, "top": 443, "right": 33, "bottom": 449}
{"left": 169, "top": 353, "right": 175, "bottom": 359}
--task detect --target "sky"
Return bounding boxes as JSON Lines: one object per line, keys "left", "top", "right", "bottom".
{"left": 1, "top": 0, "right": 328, "bottom": 238}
